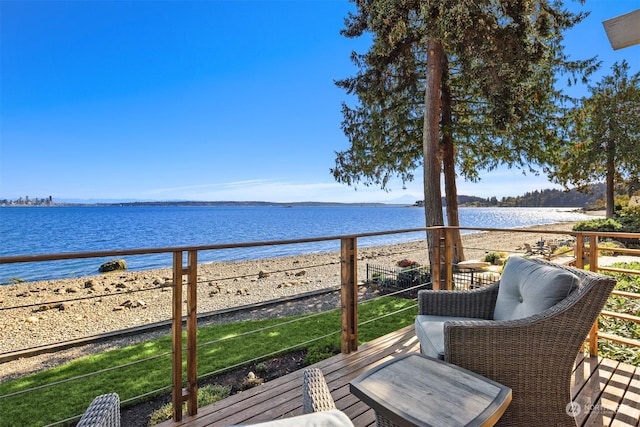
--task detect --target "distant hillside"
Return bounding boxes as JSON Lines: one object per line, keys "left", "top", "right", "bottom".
{"left": 410, "top": 184, "right": 607, "bottom": 208}
{"left": 453, "top": 184, "right": 607, "bottom": 208}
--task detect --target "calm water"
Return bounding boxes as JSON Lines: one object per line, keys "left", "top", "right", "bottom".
{"left": 0, "top": 205, "right": 592, "bottom": 283}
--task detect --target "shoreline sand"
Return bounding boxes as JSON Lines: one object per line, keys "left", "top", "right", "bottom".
{"left": 0, "top": 222, "right": 581, "bottom": 380}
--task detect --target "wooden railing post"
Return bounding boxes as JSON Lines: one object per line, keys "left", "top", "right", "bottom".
{"left": 172, "top": 251, "right": 184, "bottom": 422}
{"left": 444, "top": 228, "right": 454, "bottom": 290}
{"left": 186, "top": 250, "right": 198, "bottom": 416}
{"left": 340, "top": 237, "right": 358, "bottom": 354}
{"left": 575, "top": 234, "right": 584, "bottom": 269}
{"left": 587, "top": 234, "right": 600, "bottom": 356}
{"left": 575, "top": 234, "right": 600, "bottom": 356}
{"left": 171, "top": 250, "right": 199, "bottom": 421}
{"left": 588, "top": 233, "right": 599, "bottom": 272}
{"left": 431, "top": 228, "right": 441, "bottom": 291}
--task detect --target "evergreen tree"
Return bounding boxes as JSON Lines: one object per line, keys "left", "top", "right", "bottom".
{"left": 333, "top": 0, "right": 596, "bottom": 266}
{"left": 551, "top": 61, "right": 640, "bottom": 218}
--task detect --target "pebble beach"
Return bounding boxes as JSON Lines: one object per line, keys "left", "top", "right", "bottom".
{"left": 0, "top": 222, "right": 580, "bottom": 380}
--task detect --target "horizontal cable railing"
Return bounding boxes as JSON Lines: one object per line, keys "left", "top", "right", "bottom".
{"left": 0, "top": 231, "right": 427, "bottom": 426}
{"left": 1, "top": 226, "right": 638, "bottom": 425}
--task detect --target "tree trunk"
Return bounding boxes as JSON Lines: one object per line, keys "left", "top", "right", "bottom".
{"left": 422, "top": 40, "right": 445, "bottom": 270}
{"left": 606, "top": 140, "right": 616, "bottom": 218}
{"left": 441, "top": 66, "right": 464, "bottom": 263}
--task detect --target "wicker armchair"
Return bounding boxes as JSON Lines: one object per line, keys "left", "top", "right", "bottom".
{"left": 77, "top": 393, "right": 120, "bottom": 427}
{"left": 416, "top": 258, "right": 616, "bottom": 426}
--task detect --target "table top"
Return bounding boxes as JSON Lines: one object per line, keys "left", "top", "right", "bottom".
{"left": 456, "top": 260, "right": 491, "bottom": 270}
{"left": 349, "top": 354, "right": 511, "bottom": 427}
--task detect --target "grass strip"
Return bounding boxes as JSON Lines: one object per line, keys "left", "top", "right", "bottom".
{"left": 0, "top": 297, "right": 416, "bottom": 427}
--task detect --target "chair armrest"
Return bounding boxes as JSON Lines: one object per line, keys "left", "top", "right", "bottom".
{"left": 302, "top": 368, "right": 336, "bottom": 413}
{"left": 443, "top": 313, "right": 577, "bottom": 379}
{"left": 417, "top": 282, "right": 499, "bottom": 319}
{"left": 77, "top": 393, "right": 120, "bottom": 427}
{"left": 231, "top": 369, "right": 352, "bottom": 426}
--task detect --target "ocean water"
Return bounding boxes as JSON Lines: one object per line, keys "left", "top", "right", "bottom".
{"left": 0, "top": 205, "right": 592, "bottom": 283}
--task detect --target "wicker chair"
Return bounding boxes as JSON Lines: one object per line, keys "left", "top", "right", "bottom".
{"left": 77, "top": 393, "right": 120, "bottom": 427}
{"left": 415, "top": 257, "right": 616, "bottom": 426}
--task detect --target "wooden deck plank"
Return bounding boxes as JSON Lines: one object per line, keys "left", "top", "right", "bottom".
{"left": 575, "top": 357, "right": 619, "bottom": 426}
{"left": 582, "top": 359, "right": 629, "bottom": 427}
{"left": 160, "top": 326, "right": 637, "bottom": 427}
{"left": 165, "top": 371, "right": 305, "bottom": 426}
{"left": 584, "top": 358, "right": 629, "bottom": 426}
{"left": 170, "top": 325, "right": 415, "bottom": 426}
{"left": 572, "top": 354, "right": 601, "bottom": 401}
{"left": 157, "top": 326, "right": 416, "bottom": 427}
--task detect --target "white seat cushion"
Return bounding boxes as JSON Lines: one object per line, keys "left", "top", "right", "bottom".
{"left": 231, "top": 409, "right": 354, "bottom": 427}
{"left": 415, "top": 315, "right": 483, "bottom": 359}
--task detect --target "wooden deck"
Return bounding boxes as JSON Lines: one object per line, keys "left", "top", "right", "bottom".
{"left": 160, "top": 326, "right": 640, "bottom": 427}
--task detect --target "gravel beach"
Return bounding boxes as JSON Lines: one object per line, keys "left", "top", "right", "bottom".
{"left": 0, "top": 222, "right": 580, "bottom": 380}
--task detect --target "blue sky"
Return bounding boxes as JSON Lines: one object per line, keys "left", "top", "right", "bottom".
{"left": 1, "top": 1, "right": 638, "bottom": 204}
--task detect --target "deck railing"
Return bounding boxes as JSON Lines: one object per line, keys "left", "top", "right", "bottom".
{"left": 0, "top": 226, "right": 638, "bottom": 424}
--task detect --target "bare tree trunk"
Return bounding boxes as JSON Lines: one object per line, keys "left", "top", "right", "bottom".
{"left": 441, "top": 67, "right": 464, "bottom": 263}
{"left": 606, "top": 140, "right": 616, "bottom": 218}
{"left": 423, "top": 40, "right": 445, "bottom": 270}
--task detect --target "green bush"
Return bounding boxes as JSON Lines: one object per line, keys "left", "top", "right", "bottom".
{"left": 617, "top": 206, "right": 640, "bottom": 233}
{"left": 573, "top": 206, "right": 640, "bottom": 235}
{"left": 598, "top": 241, "right": 624, "bottom": 256}
{"left": 482, "top": 252, "right": 505, "bottom": 264}
{"left": 304, "top": 342, "right": 341, "bottom": 366}
{"left": 572, "top": 218, "right": 622, "bottom": 232}
{"left": 148, "top": 384, "right": 231, "bottom": 426}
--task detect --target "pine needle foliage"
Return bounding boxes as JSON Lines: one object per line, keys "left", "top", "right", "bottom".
{"left": 333, "top": 0, "right": 599, "bottom": 189}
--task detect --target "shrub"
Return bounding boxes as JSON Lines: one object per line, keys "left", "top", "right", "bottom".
{"left": 598, "top": 241, "right": 625, "bottom": 256}
{"left": 148, "top": 384, "right": 231, "bottom": 426}
{"left": 573, "top": 207, "right": 640, "bottom": 235}
{"left": 396, "top": 259, "right": 419, "bottom": 268}
{"left": 482, "top": 252, "right": 505, "bottom": 264}
{"left": 572, "top": 218, "right": 622, "bottom": 232}
{"left": 304, "top": 342, "right": 340, "bottom": 366}
{"left": 617, "top": 206, "right": 640, "bottom": 233}
{"left": 573, "top": 207, "right": 640, "bottom": 249}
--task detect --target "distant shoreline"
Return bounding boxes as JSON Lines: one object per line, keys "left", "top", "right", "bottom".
{"left": 1, "top": 200, "right": 410, "bottom": 208}
{"left": 583, "top": 209, "right": 607, "bottom": 217}
{"left": 1, "top": 201, "right": 599, "bottom": 209}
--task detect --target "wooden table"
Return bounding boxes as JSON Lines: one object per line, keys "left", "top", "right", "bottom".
{"left": 350, "top": 354, "right": 511, "bottom": 427}
{"left": 455, "top": 261, "right": 491, "bottom": 287}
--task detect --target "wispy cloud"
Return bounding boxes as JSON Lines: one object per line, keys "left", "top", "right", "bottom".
{"left": 139, "top": 179, "right": 420, "bottom": 203}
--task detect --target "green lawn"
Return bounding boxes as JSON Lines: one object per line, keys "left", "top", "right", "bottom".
{"left": 0, "top": 296, "right": 417, "bottom": 427}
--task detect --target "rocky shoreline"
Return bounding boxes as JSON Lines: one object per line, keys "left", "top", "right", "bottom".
{"left": 0, "top": 222, "right": 580, "bottom": 380}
